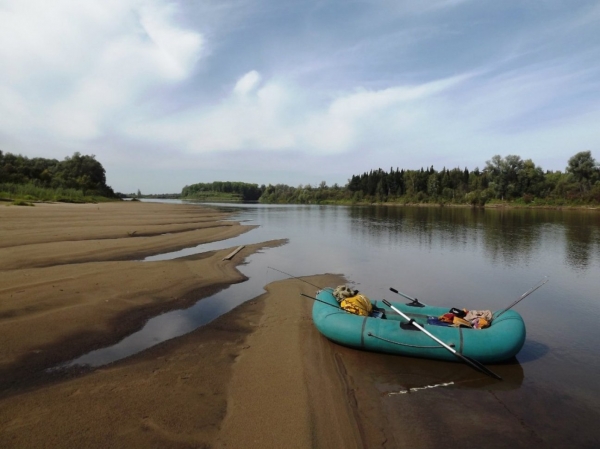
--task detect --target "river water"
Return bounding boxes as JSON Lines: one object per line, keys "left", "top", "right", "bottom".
{"left": 65, "top": 202, "right": 600, "bottom": 440}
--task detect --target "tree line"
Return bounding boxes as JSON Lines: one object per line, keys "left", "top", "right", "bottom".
{"left": 0, "top": 151, "right": 117, "bottom": 198}
{"left": 257, "top": 151, "right": 600, "bottom": 205}
{"left": 181, "top": 181, "right": 263, "bottom": 201}
{"left": 7, "top": 149, "right": 593, "bottom": 206}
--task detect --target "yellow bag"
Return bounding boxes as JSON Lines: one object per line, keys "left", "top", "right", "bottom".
{"left": 340, "top": 294, "right": 372, "bottom": 316}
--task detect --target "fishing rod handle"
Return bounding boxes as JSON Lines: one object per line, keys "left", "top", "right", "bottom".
{"left": 382, "top": 299, "right": 392, "bottom": 307}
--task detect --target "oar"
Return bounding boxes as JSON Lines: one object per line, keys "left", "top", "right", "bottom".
{"left": 382, "top": 299, "right": 502, "bottom": 380}
{"left": 389, "top": 288, "right": 424, "bottom": 307}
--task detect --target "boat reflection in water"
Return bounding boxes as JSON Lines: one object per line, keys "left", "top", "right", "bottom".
{"left": 335, "top": 343, "right": 526, "bottom": 396}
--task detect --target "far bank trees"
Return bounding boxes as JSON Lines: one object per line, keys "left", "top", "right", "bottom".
{"left": 259, "top": 151, "right": 599, "bottom": 206}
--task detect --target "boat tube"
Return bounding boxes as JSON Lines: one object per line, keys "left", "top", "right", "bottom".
{"left": 312, "top": 288, "right": 526, "bottom": 364}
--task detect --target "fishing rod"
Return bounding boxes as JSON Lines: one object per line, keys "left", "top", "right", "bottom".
{"left": 495, "top": 276, "right": 549, "bottom": 319}
{"left": 300, "top": 293, "right": 342, "bottom": 310}
{"left": 267, "top": 266, "right": 324, "bottom": 290}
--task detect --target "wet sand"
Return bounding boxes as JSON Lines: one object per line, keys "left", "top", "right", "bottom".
{"left": 0, "top": 274, "right": 343, "bottom": 449}
{"left": 0, "top": 202, "right": 265, "bottom": 387}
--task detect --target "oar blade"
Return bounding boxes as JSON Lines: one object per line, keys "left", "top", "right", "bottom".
{"left": 454, "top": 352, "right": 502, "bottom": 380}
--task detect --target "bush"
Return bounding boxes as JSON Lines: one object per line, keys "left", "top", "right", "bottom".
{"left": 523, "top": 193, "right": 534, "bottom": 204}
{"left": 12, "top": 199, "right": 34, "bottom": 206}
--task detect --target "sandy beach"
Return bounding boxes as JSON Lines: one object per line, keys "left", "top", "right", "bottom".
{"left": 0, "top": 201, "right": 590, "bottom": 448}
{"left": 0, "top": 201, "right": 357, "bottom": 448}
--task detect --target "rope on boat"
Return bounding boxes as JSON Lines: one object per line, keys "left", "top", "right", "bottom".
{"left": 367, "top": 332, "right": 455, "bottom": 349}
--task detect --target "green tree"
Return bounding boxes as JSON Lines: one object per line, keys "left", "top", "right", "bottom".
{"left": 566, "top": 151, "right": 598, "bottom": 193}
{"left": 427, "top": 173, "right": 439, "bottom": 198}
{"left": 517, "top": 159, "right": 544, "bottom": 197}
{"left": 485, "top": 155, "right": 524, "bottom": 200}
{"left": 0, "top": 151, "right": 116, "bottom": 198}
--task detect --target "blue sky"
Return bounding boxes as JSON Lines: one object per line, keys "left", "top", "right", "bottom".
{"left": 1, "top": 0, "right": 599, "bottom": 193}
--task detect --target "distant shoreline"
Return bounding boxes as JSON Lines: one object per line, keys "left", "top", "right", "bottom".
{"left": 131, "top": 196, "right": 600, "bottom": 210}
{"left": 379, "top": 201, "right": 600, "bottom": 210}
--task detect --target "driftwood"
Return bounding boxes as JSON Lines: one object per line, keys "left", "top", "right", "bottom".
{"left": 223, "top": 245, "right": 245, "bottom": 261}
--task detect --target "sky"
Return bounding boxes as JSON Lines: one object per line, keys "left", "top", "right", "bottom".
{"left": 1, "top": 0, "right": 599, "bottom": 194}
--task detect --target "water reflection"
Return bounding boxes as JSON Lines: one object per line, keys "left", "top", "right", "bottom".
{"left": 564, "top": 213, "right": 599, "bottom": 270}
{"left": 60, "top": 248, "right": 272, "bottom": 368}
{"left": 517, "top": 339, "right": 550, "bottom": 363}
{"left": 342, "top": 345, "right": 525, "bottom": 394}
{"left": 346, "top": 206, "right": 599, "bottom": 274}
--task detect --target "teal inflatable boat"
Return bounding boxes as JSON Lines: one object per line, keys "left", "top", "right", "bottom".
{"left": 312, "top": 288, "right": 526, "bottom": 364}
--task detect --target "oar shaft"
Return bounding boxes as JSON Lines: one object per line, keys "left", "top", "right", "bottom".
{"left": 390, "top": 288, "right": 417, "bottom": 302}
{"left": 389, "top": 288, "right": 424, "bottom": 306}
{"left": 382, "top": 300, "right": 456, "bottom": 354}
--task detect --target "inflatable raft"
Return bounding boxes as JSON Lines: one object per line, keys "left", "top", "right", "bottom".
{"left": 312, "top": 288, "right": 526, "bottom": 364}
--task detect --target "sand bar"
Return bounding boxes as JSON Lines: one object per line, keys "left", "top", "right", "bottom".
{"left": 0, "top": 202, "right": 267, "bottom": 387}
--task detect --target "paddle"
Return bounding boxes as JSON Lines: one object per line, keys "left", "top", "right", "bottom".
{"left": 389, "top": 288, "right": 424, "bottom": 307}
{"left": 381, "top": 299, "right": 502, "bottom": 380}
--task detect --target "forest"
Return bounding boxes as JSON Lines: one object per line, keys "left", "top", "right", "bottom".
{"left": 181, "top": 181, "right": 263, "bottom": 201}
{"left": 257, "top": 151, "right": 600, "bottom": 206}
{"left": 0, "top": 151, "right": 117, "bottom": 202}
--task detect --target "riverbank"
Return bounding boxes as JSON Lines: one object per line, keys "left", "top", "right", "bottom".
{"left": 206, "top": 197, "right": 599, "bottom": 210}
{"left": 325, "top": 200, "right": 599, "bottom": 210}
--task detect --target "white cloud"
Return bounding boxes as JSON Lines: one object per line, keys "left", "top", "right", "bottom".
{"left": 0, "top": 0, "right": 203, "bottom": 143}
{"left": 126, "top": 70, "right": 472, "bottom": 155}
{"left": 233, "top": 70, "right": 262, "bottom": 96}
{"left": 139, "top": 2, "right": 203, "bottom": 80}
